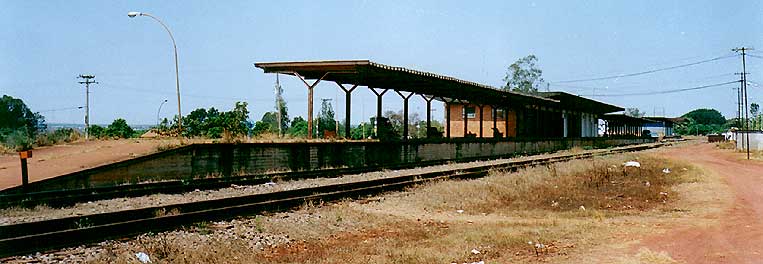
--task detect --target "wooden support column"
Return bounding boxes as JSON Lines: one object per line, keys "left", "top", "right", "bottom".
{"left": 335, "top": 82, "right": 358, "bottom": 139}
{"left": 492, "top": 106, "right": 498, "bottom": 137}
{"left": 370, "top": 88, "right": 388, "bottom": 138}
{"left": 421, "top": 95, "right": 434, "bottom": 137}
{"left": 478, "top": 105, "right": 484, "bottom": 138}
{"left": 294, "top": 72, "right": 329, "bottom": 139}
{"left": 504, "top": 106, "right": 510, "bottom": 138}
{"left": 445, "top": 101, "right": 451, "bottom": 138}
{"left": 395, "top": 91, "right": 414, "bottom": 140}
{"left": 462, "top": 102, "right": 468, "bottom": 137}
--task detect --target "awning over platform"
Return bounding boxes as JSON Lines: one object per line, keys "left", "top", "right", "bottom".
{"left": 539, "top": 92, "right": 623, "bottom": 114}
{"left": 254, "top": 60, "right": 558, "bottom": 107}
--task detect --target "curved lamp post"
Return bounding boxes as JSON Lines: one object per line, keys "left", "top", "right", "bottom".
{"left": 157, "top": 99, "right": 168, "bottom": 126}
{"left": 128, "top": 11, "right": 183, "bottom": 135}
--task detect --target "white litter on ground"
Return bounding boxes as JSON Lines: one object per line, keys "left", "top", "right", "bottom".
{"left": 623, "top": 161, "right": 641, "bottom": 168}
{"left": 135, "top": 252, "right": 151, "bottom": 263}
{"left": 456, "top": 209, "right": 465, "bottom": 214}
{"left": 471, "top": 248, "right": 480, "bottom": 254}
{"left": 579, "top": 205, "right": 586, "bottom": 211}
{"left": 662, "top": 168, "right": 671, "bottom": 174}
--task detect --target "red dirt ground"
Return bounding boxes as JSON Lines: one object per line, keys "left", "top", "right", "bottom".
{"left": 644, "top": 143, "right": 763, "bottom": 263}
{"left": 0, "top": 139, "right": 172, "bottom": 190}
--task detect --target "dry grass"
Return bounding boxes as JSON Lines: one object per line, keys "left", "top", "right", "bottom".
{"left": 715, "top": 140, "right": 736, "bottom": 150}
{"left": 410, "top": 154, "right": 686, "bottom": 214}
{"left": 242, "top": 153, "right": 699, "bottom": 264}
{"left": 75, "top": 151, "right": 715, "bottom": 264}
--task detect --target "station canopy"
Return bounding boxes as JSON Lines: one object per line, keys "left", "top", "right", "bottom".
{"left": 254, "top": 60, "right": 558, "bottom": 107}
{"left": 602, "top": 114, "right": 657, "bottom": 124}
{"left": 539, "top": 92, "right": 623, "bottom": 114}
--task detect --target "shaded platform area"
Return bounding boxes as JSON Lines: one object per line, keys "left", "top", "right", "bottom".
{"left": 602, "top": 114, "right": 656, "bottom": 137}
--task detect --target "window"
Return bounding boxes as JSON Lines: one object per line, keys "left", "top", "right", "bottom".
{"left": 462, "top": 106, "right": 476, "bottom": 119}
{"left": 494, "top": 108, "right": 505, "bottom": 119}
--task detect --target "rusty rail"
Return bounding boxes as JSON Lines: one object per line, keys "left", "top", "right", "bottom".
{"left": 0, "top": 143, "right": 664, "bottom": 259}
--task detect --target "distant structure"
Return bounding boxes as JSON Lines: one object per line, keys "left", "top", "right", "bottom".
{"left": 77, "top": 74, "right": 97, "bottom": 140}
{"left": 643, "top": 117, "right": 684, "bottom": 137}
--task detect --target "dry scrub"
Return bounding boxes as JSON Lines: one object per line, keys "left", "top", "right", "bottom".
{"left": 412, "top": 154, "right": 687, "bottom": 214}
{"left": 8, "top": 151, "right": 708, "bottom": 264}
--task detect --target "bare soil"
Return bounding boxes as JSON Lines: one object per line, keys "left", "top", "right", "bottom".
{"left": 0, "top": 139, "right": 182, "bottom": 190}
{"left": 642, "top": 143, "right": 763, "bottom": 263}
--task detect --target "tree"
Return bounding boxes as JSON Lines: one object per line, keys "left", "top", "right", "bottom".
{"left": 260, "top": 112, "right": 279, "bottom": 134}
{"left": 682, "top": 109, "right": 726, "bottom": 126}
{"left": 89, "top": 125, "right": 105, "bottom": 138}
{"left": 176, "top": 102, "right": 250, "bottom": 138}
{"left": 415, "top": 120, "right": 444, "bottom": 138}
{"left": 750, "top": 103, "right": 761, "bottom": 130}
{"left": 287, "top": 116, "right": 308, "bottom": 137}
{"left": 251, "top": 120, "right": 271, "bottom": 136}
{"left": 105, "top": 118, "right": 135, "bottom": 138}
{"left": 383, "top": 110, "right": 422, "bottom": 138}
{"left": 350, "top": 121, "right": 374, "bottom": 140}
{"left": 317, "top": 99, "right": 336, "bottom": 137}
{"left": 624, "top": 108, "right": 645, "bottom": 118}
{"left": 675, "top": 108, "right": 728, "bottom": 135}
{"left": 224, "top": 102, "right": 251, "bottom": 137}
{"left": 502, "top": 55, "right": 545, "bottom": 94}
{"left": 273, "top": 77, "right": 290, "bottom": 135}
{"left": 0, "top": 95, "right": 46, "bottom": 139}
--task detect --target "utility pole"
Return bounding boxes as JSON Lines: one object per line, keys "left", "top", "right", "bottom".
{"left": 733, "top": 47, "right": 753, "bottom": 159}
{"left": 78, "top": 74, "right": 98, "bottom": 140}
{"left": 274, "top": 74, "right": 283, "bottom": 137}
{"left": 734, "top": 74, "right": 743, "bottom": 127}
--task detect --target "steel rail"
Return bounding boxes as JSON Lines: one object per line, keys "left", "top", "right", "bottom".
{"left": 0, "top": 143, "right": 663, "bottom": 259}
{"left": 1, "top": 150, "right": 571, "bottom": 208}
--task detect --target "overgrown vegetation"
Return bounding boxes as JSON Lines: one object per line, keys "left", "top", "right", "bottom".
{"left": 89, "top": 153, "right": 701, "bottom": 263}
{"left": 0, "top": 95, "right": 46, "bottom": 151}
{"left": 675, "top": 108, "right": 728, "bottom": 135}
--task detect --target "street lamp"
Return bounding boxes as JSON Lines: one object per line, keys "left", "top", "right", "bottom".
{"left": 157, "top": 99, "right": 168, "bottom": 126}
{"left": 128, "top": 11, "right": 183, "bottom": 135}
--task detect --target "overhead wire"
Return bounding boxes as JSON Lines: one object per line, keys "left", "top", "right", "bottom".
{"left": 577, "top": 80, "right": 739, "bottom": 97}
{"left": 551, "top": 72, "right": 737, "bottom": 93}
{"left": 38, "top": 106, "right": 84, "bottom": 113}
{"left": 552, "top": 53, "right": 738, "bottom": 83}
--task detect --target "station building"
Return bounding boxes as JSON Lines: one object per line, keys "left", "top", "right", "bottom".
{"left": 255, "top": 60, "right": 651, "bottom": 140}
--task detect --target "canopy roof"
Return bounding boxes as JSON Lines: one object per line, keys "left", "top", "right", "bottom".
{"left": 254, "top": 60, "right": 557, "bottom": 107}
{"left": 643, "top": 116, "right": 686, "bottom": 124}
{"left": 602, "top": 114, "right": 657, "bottom": 124}
{"left": 538, "top": 92, "right": 623, "bottom": 114}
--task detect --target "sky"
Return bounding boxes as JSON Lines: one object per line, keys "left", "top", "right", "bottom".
{"left": 2, "top": 0, "right": 762, "bottom": 126}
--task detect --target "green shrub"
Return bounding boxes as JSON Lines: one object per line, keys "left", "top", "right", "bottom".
{"left": 4, "top": 130, "right": 33, "bottom": 151}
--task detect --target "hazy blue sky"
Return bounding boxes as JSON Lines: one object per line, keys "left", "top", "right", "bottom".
{"left": 2, "top": 1, "right": 762, "bottom": 125}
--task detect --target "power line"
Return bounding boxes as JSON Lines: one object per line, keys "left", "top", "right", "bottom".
{"left": 550, "top": 72, "right": 737, "bottom": 92}
{"left": 748, "top": 54, "right": 763, "bottom": 60}
{"left": 578, "top": 80, "right": 739, "bottom": 97}
{"left": 38, "top": 106, "right": 84, "bottom": 113}
{"left": 552, "top": 54, "right": 738, "bottom": 83}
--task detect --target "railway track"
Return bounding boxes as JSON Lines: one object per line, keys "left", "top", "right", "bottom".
{"left": 0, "top": 150, "right": 585, "bottom": 209}
{"left": 0, "top": 143, "right": 664, "bottom": 259}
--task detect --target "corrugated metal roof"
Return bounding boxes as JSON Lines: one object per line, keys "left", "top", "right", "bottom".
{"left": 254, "top": 60, "right": 557, "bottom": 106}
